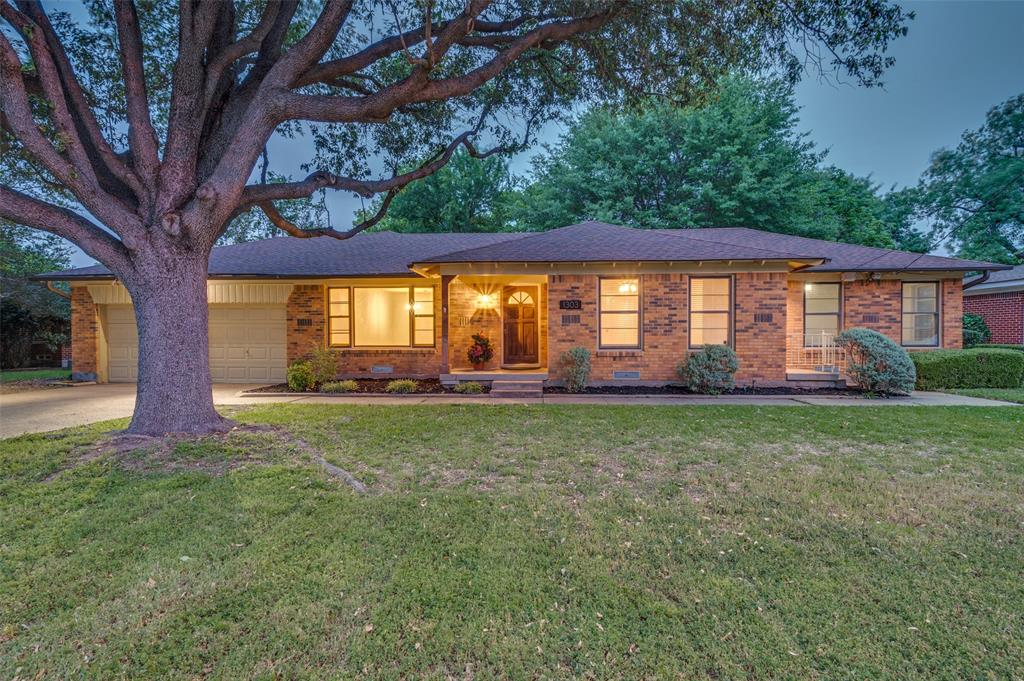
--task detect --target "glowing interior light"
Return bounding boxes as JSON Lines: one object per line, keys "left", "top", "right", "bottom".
{"left": 804, "top": 283, "right": 814, "bottom": 292}
{"left": 406, "top": 302, "right": 420, "bottom": 312}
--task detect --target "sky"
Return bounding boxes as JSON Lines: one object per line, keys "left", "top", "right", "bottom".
{"left": 68, "top": 0, "right": 1024, "bottom": 266}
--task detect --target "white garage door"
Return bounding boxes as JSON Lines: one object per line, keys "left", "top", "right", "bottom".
{"left": 103, "top": 305, "right": 287, "bottom": 384}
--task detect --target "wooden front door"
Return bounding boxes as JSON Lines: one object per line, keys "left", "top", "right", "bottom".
{"left": 502, "top": 286, "right": 539, "bottom": 365}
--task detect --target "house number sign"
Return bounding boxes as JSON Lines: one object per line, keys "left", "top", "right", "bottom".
{"left": 559, "top": 299, "right": 583, "bottom": 310}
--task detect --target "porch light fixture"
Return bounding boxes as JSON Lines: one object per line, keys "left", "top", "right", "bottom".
{"left": 475, "top": 293, "right": 496, "bottom": 309}
{"left": 804, "top": 283, "right": 814, "bottom": 292}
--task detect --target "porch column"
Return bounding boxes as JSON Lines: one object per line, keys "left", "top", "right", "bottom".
{"left": 440, "top": 274, "right": 453, "bottom": 375}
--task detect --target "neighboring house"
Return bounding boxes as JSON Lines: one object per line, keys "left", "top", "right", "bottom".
{"left": 37, "top": 222, "right": 1008, "bottom": 387}
{"left": 964, "top": 264, "right": 1024, "bottom": 344}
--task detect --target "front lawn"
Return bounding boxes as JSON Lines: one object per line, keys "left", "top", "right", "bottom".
{"left": 945, "top": 388, "right": 1024, "bottom": 404}
{"left": 2, "top": 406, "right": 1022, "bottom": 678}
{"left": 0, "top": 368, "right": 70, "bottom": 383}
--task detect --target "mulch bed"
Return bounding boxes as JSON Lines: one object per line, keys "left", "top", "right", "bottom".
{"left": 543, "top": 384, "right": 867, "bottom": 397}
{"left": 246, "top": 378, "right": 477, "bottom": 394}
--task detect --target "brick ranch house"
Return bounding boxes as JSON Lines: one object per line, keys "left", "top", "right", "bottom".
{"left": 39, "top": 222, "right": 1009, "bottom": 388}
{"left": 964, "top": 264, "right": 1024, "bottom": 345}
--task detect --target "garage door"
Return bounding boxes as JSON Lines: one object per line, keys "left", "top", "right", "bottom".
{"left": 103, "top": 305, "right": 287, "bottom": 384}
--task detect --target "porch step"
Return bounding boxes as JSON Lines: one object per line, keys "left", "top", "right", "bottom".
{"left": 490, "top": 379, "right": 544, "bottom": 398}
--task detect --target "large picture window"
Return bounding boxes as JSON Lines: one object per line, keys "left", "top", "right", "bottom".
{"left": 328, "top": 286, "right": 435, "bottom": 348}
{"left": 690, "top": 277, "right": 731, "bottom": 348}
{"left": 803, "top": 283, "right": 841, "bottom": 347}
{"left": 599, "top": 278, "right": 640, "bottom": 348}
{"left": 902, "top": 282, "right": 939, "bottom": 346}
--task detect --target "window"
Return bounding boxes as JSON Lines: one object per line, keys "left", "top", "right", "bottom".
{"left": 902, "top": 282, "right": 939, "bottom": 346}
{"left": 599, "top": 278, "right": 640, "bottom": 348}
{"left": 803, "top": 283, "right": 841, "bottom": 347}
{"left": 329, "top": 286, "right": 435, "bottom": 348}
{"left": 690, "top": 277, "right": 731, "bottom": 347}
{"left": 327, "top": 287, "right": 350, "bottom": 347}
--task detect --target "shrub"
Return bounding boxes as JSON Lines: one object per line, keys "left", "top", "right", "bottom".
{"left": 835, "top": 328, "right": 916, "bottom": 395}
{"left": 306, "top": 346, "right": 338, "bottom": 387}
{"left": 453, "top": 381, "right": 485, "bottom": 394}
{"left": 678, "top": 344, "right": 739, "bottom": 394}
{"left": 975, "top": 344, "right": 1024, "bottom": 352}
{"left": 385, "top": 379, "right": 419, "bottom": 393}
{"left": 912, "top": 348, "right": 1024, "bottom": 389}
{"left": 466, "top": 333, "right": 494, "bottom": 366}
{"left": 321, "top": 379, "right": 359, "bottom": 393}
{"left": 962, "top": 314, "right": 991, "bottom": 348}
{"left": 287, "top": 361, "right": 314, "bottom": 392}
{"left": 560, "top": 346, "right": 592, "bottom": 393}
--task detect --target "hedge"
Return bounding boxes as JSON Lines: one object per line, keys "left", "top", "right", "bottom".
{"left": 974, "top": 344, "right": 1024, "bottom": 353}
{"left": 912, "top": 348, "right": 1024, "bottom": 390}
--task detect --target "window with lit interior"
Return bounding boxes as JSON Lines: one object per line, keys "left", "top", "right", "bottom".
{"left": 803, "top": 283, "right": 841, "bottom": 346}
{"left": 902, "top": 282, "right": 939, "bottom": 346}
{"left": 329, "top": 286, "right": 434, "bottom": 347}
{"left": 689, "top": 277, "right": 731, "bottom": 347}
{"left": 599, "top": 278, "right": 640, "bottom": 348}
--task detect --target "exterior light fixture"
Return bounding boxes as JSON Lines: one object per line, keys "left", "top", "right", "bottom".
{"left": 804, "top": 283, "right": 814, "bottom": 292}
{"left": 475, "top": 293, "right": 496, "bottom": 308}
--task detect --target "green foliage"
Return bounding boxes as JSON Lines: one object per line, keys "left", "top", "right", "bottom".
{"left": 286, "top": 361, "right": 314, "bottom": 392}
{"left": 836, "top": 328, "right": 916, "bottom": 395}
{"left": 305, "top": 346, "right": 338, "bottom": 387}
{"left": 509, "top": 76, "right": 922, "bottom": 249}
{"left": 467, "top": 334, "right": 494, "bottom": 365}
{"left": 453, "top": 381, "right": 485, "bottom": 394}
{"left": 974, "top": 344, "right": 1024, "bottom": 352}
{"left": 384, "top": 379, "right": 418, "bottom": 394}
{"left": 559, "top": 346, "right": 592, "bottom": 393}
{"left": 321, "top": 379, "right": 359, "bottom": 393}
{"left": 962, "top": 314, "right": 992, "bottom": 347}
{"left": 916, "top": 93, "right": 1024, "bottom": 263}
{"left": 679, "top": 344, "right": 739, "bottom": 394}
{"left": 362, "top": 150, "right": 516, "bottom": 233}
{"left": 912, "top": 348, "right": 1024, "bottom": 390}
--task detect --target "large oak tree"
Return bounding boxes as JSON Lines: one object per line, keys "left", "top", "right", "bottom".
{"left": 0, "top": 0, "right": 910, "bottom": 435}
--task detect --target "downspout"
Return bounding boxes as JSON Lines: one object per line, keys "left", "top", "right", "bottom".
{"left": 962, "top": 271, "right": 991, "bottom": 291}
{"left": 45, "top": 281, "right": 72, "bottom": 300}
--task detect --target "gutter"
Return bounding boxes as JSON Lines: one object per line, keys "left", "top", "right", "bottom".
{"left": 962, "top": 271, "right": 991, "bottom": 291}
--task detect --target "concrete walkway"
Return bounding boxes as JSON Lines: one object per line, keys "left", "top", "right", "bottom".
{"left": 0, "top": 382, "right": 1018, "bottom": 438}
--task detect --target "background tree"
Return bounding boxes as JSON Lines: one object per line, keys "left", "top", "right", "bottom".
{"left": 361, "top": 149, "right": 516, "bottom": 233}
{"left": 916, "top": 92, "right": 1024, "bottom": 264}
{"left": 0, "top": 220, "right": 70, "bottom": 368}
{"left": 0, "top": 0, "right": 912, "bottom": 435}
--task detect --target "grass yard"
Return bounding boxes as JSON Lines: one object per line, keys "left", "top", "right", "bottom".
{"left": 1, "top": 405, "right": 1022, "bottom": 679}
{"left": 945, "top": 388, "right": 1024, "bottom": 404}
{"left": 0, "top": 368, "right": 70, "bottom": 383}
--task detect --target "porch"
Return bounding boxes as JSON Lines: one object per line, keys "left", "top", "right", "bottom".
{"left": 785, "top": 331, "right": 848, "bottom": 384}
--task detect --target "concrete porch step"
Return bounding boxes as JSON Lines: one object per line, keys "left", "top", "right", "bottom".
{"left": 490, "top": 379, "right": 544, "bottom": 398}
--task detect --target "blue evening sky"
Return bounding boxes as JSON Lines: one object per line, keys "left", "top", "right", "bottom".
{"left": 69, "top": 0, "right": 1024, "bottom": 266}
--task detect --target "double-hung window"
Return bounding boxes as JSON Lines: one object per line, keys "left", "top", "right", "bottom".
{"left": 902, "top": 282, "right": 939, "bottom": 346}
{"left": 689, "top": 277, "right": 731, "bottom": 347}
{"left": 327, "top": 286, "right": 435, "bottom": 348}
{"left": 599, "top": 278, "right": 640, "bottom": 348}
{"left": 803, "top": 283, "right": 841, "bottom": 347}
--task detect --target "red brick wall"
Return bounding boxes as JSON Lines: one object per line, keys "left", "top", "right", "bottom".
{"left": 941, "top": 279, "right": 963, "bottom": 349}
{"left": 964, "top": 290, "right": 1024, "bottom": 344}
{"left": 70, "top": 286, "right": 97, "bottom": 379}
{"left": 842, "top": 279, "right": 902, "bottom": 341}
{"left": 286, "top": 283, "right": 443, "bottom": 378}
{"left": 445, "top": 280, "right": 548, "bottom": 370}
{"left": 734, "top": 272, "right": 788, "bottom": 383}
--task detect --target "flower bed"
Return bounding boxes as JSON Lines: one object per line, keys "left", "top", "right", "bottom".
{"left": 245, "top": 379, "right": 489, "bottom": 395}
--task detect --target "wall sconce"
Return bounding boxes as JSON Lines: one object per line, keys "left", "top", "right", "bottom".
{"left": 475, "top": 293, "right": 496, "bottom": 309}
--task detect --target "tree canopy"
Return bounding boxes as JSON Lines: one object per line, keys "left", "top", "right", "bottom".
{"left": 916, "top": 93, "right": 1024, "bottom": 264}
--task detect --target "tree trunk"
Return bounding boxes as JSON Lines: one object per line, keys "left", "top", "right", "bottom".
{"left": 123, "top": 252, "right": 230, "bottom": 436}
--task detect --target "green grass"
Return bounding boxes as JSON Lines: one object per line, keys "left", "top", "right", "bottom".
{"left": 944, "top": 388, "right": 1024, "bottom": 404}
{"left": 0, "top": 368, "right": 70, "bottom": 383}
{"left": 2, "top": 405, "right": 1023, "bottom": 678}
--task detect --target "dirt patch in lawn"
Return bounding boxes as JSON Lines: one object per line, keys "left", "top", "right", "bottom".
{"left": 0, "top": 379, "right": 74, "bottom": 394}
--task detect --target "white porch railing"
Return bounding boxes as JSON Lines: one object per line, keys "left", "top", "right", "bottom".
{"left": 786, "top": 331, "right": 847, "bottom": 372}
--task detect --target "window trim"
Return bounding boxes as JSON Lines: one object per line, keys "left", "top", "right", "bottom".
{"left": 901, "top": 281, "right": 941, "bottom": 348}
{"left": 688, "top": 275, "right": 733, "bottom": 349}
{"left": 598, "top": 276, "right": 642, "bottom": 350}
{"left": 328, "top": 285, "right": 436, "bottom": 349}
{"left": 802, "top": 282, "right": 842, "bottom": 347}
{"left": 326, "top": 286, "right": 351, "bottom": 348}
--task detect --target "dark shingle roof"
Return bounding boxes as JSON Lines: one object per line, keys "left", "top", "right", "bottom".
{"left": 37, "top": 222, "right": 1009, "bottom": 280}
{"left": 970, "top": 263, "right": 1024, "bottom": 284}
{"left": 415, "top": 221, "right": 818, "bottom": 264}
{"left": 36, "top": 231, "right": 530, "bottom": 280}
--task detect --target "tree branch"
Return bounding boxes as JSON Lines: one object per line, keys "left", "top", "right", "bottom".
{"left": 113, "top": 0, "right": 161, "bottom": 192}
{"left": 257, "top": 188, "right": 398, "bottom": 240}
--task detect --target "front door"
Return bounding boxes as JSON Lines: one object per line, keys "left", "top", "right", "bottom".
{"left": 502, "top": 286, "right": 539, "bottom": 366}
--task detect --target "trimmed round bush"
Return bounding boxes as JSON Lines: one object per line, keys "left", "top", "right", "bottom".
{"left": 453, "top": 381, "right": 485, "bottom": 394}
{"left": 912, "top": 348, "right": 1024, "bottom": 390}
{"left": 287, "top": 361, "right": 314, "bottom": 392}
{"left": 835, "top": 328, "right": 915, "bottom": 395}
{"left": 678, "top": 344, "right": 739, "bottom": 394}
{"left": 385, "top": 379, "right": 418, "bottom": 393}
